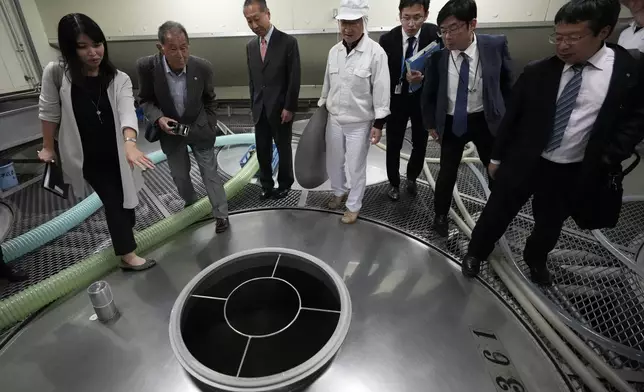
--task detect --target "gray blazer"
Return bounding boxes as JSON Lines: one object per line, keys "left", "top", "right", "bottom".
{"left": 38, "top": 61, "right": 143, "bottom": 208}
{"left": 421, "top": 34, "right": 513, "bottom": 137}
{"left": 246, "top": 28, "right": 301, "bottom": 124}
{"left": 136, "top": 54, "right": 218, "bottom": 155}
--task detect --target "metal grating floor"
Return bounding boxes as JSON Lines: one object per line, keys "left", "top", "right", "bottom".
{"left": 0, "top": 190, "right": 165, "bottom": 299}
{"left": 1, "top": 127, "right": 644, "bottom": 389}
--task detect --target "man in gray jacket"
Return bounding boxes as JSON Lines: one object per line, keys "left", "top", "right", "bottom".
{"left": 137, "top": 21, "right": 229, "bottom": 233}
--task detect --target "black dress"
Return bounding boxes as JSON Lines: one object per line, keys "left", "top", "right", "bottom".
{"left": 71, "top": 75, "right": 137, "bottom": 256}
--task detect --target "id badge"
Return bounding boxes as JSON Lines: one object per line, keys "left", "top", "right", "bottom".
{"left": 394, "top": 83, "right": 402, "bottom": 95}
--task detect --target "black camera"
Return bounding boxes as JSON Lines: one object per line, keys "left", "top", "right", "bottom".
{"left": 168, "top": 121, "right": 190, "bottom": 137}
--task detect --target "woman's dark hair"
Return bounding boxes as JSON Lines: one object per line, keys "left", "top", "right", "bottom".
{"left": 57, "top": 13, "right": 117, "bottom": 85}
{"left": 437, "top": 0, "right": 477, "bottom": 26}
{"left": 554, "top": 0, "right": 621, "bottom": 36}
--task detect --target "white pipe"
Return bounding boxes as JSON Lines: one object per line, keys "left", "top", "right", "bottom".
{"left": 491, "top": 258, "right": 609, "bottom": 392}
{"left": 422, "top": 162, "right": 472, "bottom": 236}
{"left": 376, "top": 131, "right": 632, "bottom": 392}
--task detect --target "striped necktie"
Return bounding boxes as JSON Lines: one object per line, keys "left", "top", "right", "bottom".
{"left": 544, "top": 64, "right": 586, "bottom": 153}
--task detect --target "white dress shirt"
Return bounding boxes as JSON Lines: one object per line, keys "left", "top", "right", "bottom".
{"left": 318, "top": 35, "right": 391, "bottom": 124}
{"left": 261, "top": 24, "right": 275, "bottom": 46}
{"left": 618, "top": 21, "right": 644, "bottom": 52}
{"left": 402, "top": 28, "right": 422, "bottom": 57}
{"left": 447, "top": 34, "right": 484, "bottom": 115}
{"left": 542, "top": 44, "right": 615, "bottom": 164}
{"left": 163, "top": 56, "right": 187, "bottom": 117}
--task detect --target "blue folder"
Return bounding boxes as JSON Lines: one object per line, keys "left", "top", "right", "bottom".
{"left": 405, "top": 41, "right": 442, "bottom": 93}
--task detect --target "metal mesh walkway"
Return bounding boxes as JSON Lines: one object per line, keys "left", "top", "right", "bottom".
{"left": 1, "top": 123, "right": 644, "bottom": 390}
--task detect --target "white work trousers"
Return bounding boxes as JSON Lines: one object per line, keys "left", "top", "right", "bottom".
{"left": 325, "top": 115, "right": 372, "bottom": 212}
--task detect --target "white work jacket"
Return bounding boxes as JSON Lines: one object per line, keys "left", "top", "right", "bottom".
{"left": 318, "top": 35, "right": 391, "bottom": 124}
{"left": 618, "top": 21, "right": 644, "bottom": 52}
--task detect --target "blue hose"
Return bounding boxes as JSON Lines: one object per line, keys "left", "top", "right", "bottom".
{"left": 2, "top": 133, "right": 255, "bottom": 263}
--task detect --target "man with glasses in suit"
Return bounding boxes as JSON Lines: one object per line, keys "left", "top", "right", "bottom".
{"left": 422, "top": 0, "right": 513, "bottom": 237}
{"left": 462, "top": 0, "right": 644, "bottom": 284}
{"left": 379, "top": 0, "right": 439, "bottom": 201}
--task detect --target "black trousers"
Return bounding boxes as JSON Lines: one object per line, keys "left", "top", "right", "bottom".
{"left": 468, "top": 158, "right": 582, "bottom": 270}
{"left": 386, "top": 94, "right": 427, "bottom": 188}
{"left": 434, "top": 113, "right": 494, "bottom": 216}
{"left": 256, "top": 109, "right": 294, "bottom": 190}
{"left": 84, "top": 164, "right": 137, "bottom": 256}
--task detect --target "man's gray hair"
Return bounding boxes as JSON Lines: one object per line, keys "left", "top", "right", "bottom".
{"left": 158, "top": 21, "right": 189, "bottom": 44}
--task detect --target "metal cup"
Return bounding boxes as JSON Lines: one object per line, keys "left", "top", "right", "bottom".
{"left": 87, "top": 281, "right": 118, "bottom": 322}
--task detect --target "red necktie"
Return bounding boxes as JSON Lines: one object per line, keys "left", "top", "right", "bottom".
{"left": 260, "top": 38, "right": 267, "bottom": 61}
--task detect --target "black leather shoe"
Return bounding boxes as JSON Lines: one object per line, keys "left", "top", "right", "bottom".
{"left": 260, "top": 188, "right": 273, "bottom": 200}
{"left": 273, "top": 188, "right": 290, "bottom": 200}
{"left": 388, "top": 186, "right": 400, "bottom": 201}
{"left": 462, "top": 255, "right": 481, "bottom": 278}
{"left": 529, "top": 265, "right": 553, "bottom": 286}
{"left": 432, "top": 214, "right": 449, "bottom": 237}
{"left": 407, "top": 181, "right": 418, "bottom": 196}
{"left": 216, "top": 218, "right": 230, "bottom": 233}
{"left": 0, "top": 264, "right": 28, "bottom": 282}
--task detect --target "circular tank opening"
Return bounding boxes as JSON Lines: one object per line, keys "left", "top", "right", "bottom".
{"left": 170, "top": 248, "right": 351, "bottom": 391}
{"left": 225, "top": 277, "right": 301, "bottom": 337}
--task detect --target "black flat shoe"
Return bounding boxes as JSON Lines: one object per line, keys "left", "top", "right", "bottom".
{"left": 462, "top": 255, "right": 481, "bottom": 278}
{"left": 0, "top": 264, "right": 28, "bottom": 282}
{"left": 119, "top": 259, "right": 156, "bottom": 272}
{"left": 407, "top": 181, "right": 418, "bottom": 196}
{"left": 260, "top": 188, "right": 273, "bottom": 200}
{"left": 432, "top": 214, "right": 449, "bottom": 237}
{"left": 273, "top": 188, "right": 290, "bottom": 199}
{"left": 388, "top": 186, "right": 400, "bottom": 201}
{"left": 529, "top": 266, "right": 553, "bottom": 286}
{"left": 216, "top": 218, "right": 230, "bottom": 233}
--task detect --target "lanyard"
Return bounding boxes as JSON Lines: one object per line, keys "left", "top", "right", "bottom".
{"left": 400, "top": 39, "right": 418, "bottom": 80}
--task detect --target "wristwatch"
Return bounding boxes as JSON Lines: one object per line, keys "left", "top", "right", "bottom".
{"left": 125, "top": 137, "right": 137, "bottom": 144}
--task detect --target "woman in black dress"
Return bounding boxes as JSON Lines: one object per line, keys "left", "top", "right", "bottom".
{"left": 38, "top": 14, "right": 156, "bottom": 271}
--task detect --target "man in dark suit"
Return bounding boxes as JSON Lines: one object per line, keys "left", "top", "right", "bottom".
{"left": 137, "top": 21, "right": 229, "bottom": 233}
{"left": 463, "top": 0, "right": 644, "bottom": 284}
{"left": 244, "top": 0, "right": 301, "bottom": 200}
{"left": 422, "top": 0, "right": 513, "bottom": 237}
{"left": 379, "top": 0, "right": 439, "bottom": 200}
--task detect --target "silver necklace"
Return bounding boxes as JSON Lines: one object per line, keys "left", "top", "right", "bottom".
{"left": 88, "top": 84, "right": 103, "bottom": 124}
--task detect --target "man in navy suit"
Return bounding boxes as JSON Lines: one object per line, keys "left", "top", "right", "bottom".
{"left": 422, "top": 0, "right": 513, "bottom": 237}
{"left": 379, "top": 0, "right": 439, "bottom": 201}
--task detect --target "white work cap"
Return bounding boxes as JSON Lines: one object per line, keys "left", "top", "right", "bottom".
{"left": 335, "top": 0, "right": 369, "bottom": 21}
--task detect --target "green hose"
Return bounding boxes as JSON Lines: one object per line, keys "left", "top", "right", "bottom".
{"left": 0, "top": 154, "right": 259, "bottom": 329}
{"left": 2, "top": 133, "right": 255, "bottom": 263}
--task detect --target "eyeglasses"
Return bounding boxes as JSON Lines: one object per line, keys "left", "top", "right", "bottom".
{"left": 548, "top": 32, "right": 591, "bottom": 45}
{"left": 438, "top": 23, "right": 466, "bottom": 37}
{"left": 400, "top": 15, "right": 425, "bottom": 25}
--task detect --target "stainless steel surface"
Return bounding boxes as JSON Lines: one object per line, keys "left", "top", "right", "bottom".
{"left": 0, "top": 210, "right": 570, "bottom": 392}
